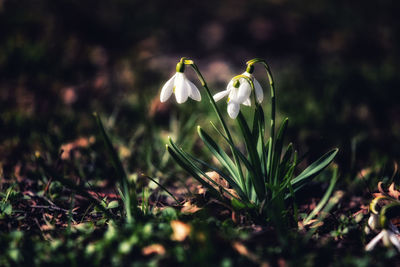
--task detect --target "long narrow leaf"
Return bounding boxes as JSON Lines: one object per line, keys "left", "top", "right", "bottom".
{"left": 183, "top": 152, "right": 248, "bottom": 201}
{"left": 255, "top": 105, "right": 267, "bottom": 178}
{"left": 277, "top": 143, "right": 294, "bottom": 180}
{"left": 237, "top": 112, "right": 265, "bottom": 200}
{"left": 198, "top": 126, "right": 240, "bottom": 183}
{"left": 271, "top": 118, "right": 289, "bottom": 185}
{"left": 209, "top": 121, "right": 256, "bottom": 192}
{"left": 166, "top": 144, "right": 221, "bottom": 198}
{"left": 93, "top": 112, "right": 137, "bottom": 222}
{"left": 303, "top": 166, "right": 339, "bottom": 224}
{"left": 168, "top": 139, "right": 242, "bottom": 202}
{"left": 143, "top": 175, "right": 181, "bottom": 205}
{"left": 291, "top": 148, "right": 339, "bottom": 192}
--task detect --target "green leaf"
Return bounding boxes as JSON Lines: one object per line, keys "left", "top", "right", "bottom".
{"left": 291, "top": 148, "right": 339, "bottom": 192}
{"left": 231, "top": 198, "right": 247, "bottom": 210}
{"left": 271, "top": 118, "right": 289, "bottom": 185}
{"left": 209, "top": 121, "right": 254, "bottom": 176}
{"left": 166, "top": 144, "right": 221, "bottom": 199}
{"left": 255, "top": 105, "right": 267, "bottom": 178}
{"left": 183, "top": 152, "right": 248, "bottom": 201}
{"left": 303, "top": 166, "right": 339, "bottom": 224}
{"left": 93, "top": 112, "right": 137, "bottom": 222}
{"left": 143, "top": 175, "right": 180, "bottom": 205}
{"left": 197, "top": 126, "right": 240, "bottom": 183}
{"left": 237, "top": 112, "right": 265, "bottom": 201}
{"left": 278, "top": 143, "right": 294, "bottom": 179}
{"left": 107, "top": 200, "right": 119, "bottom": 209}
{"left": 209, "top": 121, "right": 257, "bottom": 195}
{"left": 167, "top": 138, "right": 239, "bottom": 200}
{"left": 2, "top": 203, "right": 12, "bottom": 215}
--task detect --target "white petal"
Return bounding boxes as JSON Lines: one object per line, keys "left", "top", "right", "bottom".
{"left": 228, "top": 87, "right": 238, "bottom": 103}
{"left": 160, "top": 74, "right": 175, "bottom": 102}
{"left": 213, "top": 90, "right": 230, "bottom": 102}
{"left": 368, "top": 214, "right": 379, "bottom": 230}
{"left": 242, "top": 71, "right": 251, "bottom": 78}
{"left": 388, "top": 231, "right": 400, "bottom": 252}
{"left": 227, "top": 102, "right": 240, "bottom": 119}
{"left": 226, "top": 80, "right": 234, "bottom": 90}
{"left": 365, "top": 231, "right": 385, "bottom": 251}
{"left": 242, "top": 98, "right": 251, "bottom": 106}
{"left": 236, "top": 79, "right": 252, "bottom": 103}
{"left": 174, "top": 72, "right": 189, "bottom": 104}
{"left": 187, "top": 80, "right": 201, "bottom": 101}
{"left": 253, "top": 78, "right": 264, "bottom": 103}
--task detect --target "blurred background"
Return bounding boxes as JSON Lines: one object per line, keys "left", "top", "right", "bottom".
{"left": 1, "top": 0, "right": 400, "bottom": 182}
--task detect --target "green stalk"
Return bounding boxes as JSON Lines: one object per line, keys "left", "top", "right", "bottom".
{"left": 246, "top": 59, "right": 276, "bottom": 184}
{"left": 187, "top": 61, "right": 247, "bottom": 193}
{"left": 93, "top": 113, "right": 137, "bottom": 223}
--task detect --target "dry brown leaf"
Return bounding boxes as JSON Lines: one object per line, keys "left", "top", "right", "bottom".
{"left": 388, "top": 183, "right": 400, "bottom": 200}
{"left": 232, "top": 241, "right": 249, "bottom": 256}
{"left": 60, "top": 136, "right": 95, "bottom": 160}
{"left": 232, "top": 241, "right": 269, "bottom": 266}
{"left": 170, "top": 220, "right": 191, "bottom": 241}
{"left": 142, "top": 244, "right": 166, "bottom": 256}
{"left": 181, "top": 201, "right": 201, "bottom": 214}
{"left": 205, "top": 171, "right": 229, "bottom": 188}
{"left": 378, "top": 182, "right": 386, "bottom": 195}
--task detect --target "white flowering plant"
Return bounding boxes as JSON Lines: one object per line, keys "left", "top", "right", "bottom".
{"left": 365, "top": 183, "right": 400, "bottom": 252}
{"left": 162, "top": 57, "right": 338, "bottom": 226}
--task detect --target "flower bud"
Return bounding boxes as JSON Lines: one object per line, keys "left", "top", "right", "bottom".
{"left": 176, "top": 62, "right": 185, "bottom": 73}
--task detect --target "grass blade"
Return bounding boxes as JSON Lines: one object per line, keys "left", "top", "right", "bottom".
{"left": 197, "top": 126, "right": 240, "bottom": 184}
{"left": 168, "top": 138, "right": 242, "bottom": 202}
{"left": 271, "top": 118, "right": 289, "bottom": 185}
{"left": 303, "top": 166, "right": 339, "bottom": 224}
{"left": 291, "top": 148, "right": 339, "bottom": 192}
{"left": 237, "top": 112, "right": 265, "bottom": 201}
{"left": 142, "top": 174, "right": 181, "bottom": 205}
{"left": 93, "top": 112, "right": 137, "bottom": 223}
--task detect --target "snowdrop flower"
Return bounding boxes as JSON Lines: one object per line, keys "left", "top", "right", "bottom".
{"left": 213, "top": 77, "right": 252, "bottom": 119}
{"left": 242, "top": 71, "right": 264, "bottom": 104}
{"left": 368, "top": 213, "right": 380, "bottom": 230}
{"left": 160, "top": 62, "right": 201, "bottom": 104}
{"left": 365, "top": 229, "right": 400, "bottom": 252}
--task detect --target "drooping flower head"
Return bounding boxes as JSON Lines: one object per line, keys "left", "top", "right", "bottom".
{"left": 213, "top": 77, "right": 251, "bottom": 119}
{"left": 243, "top": 66, "right": 264, "bottom": 104}
{"left": 160, "top": 61, "right": 201, "bottom": 104}
{"left": 213, "top": 67, "right": 264, "bottom": 119}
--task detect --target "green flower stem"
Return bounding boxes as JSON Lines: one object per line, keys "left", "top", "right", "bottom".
{"left": 187, "top": 61, "right": 247, "bottom": 194}
{"left": 246, "top": 59, "right": 276, "bottom": 183}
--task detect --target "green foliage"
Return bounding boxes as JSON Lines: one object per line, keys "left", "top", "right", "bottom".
{"left": 167, "top": 58, "right": 338, "bottom": 230}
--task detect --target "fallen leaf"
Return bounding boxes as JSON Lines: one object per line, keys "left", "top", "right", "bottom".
{"left": 142, "top": 244, "right": 166, "bottom": 256}
{"left": 388, "top": 183, "right": 400, "bottom": 200}
{"left": 181, "top": 201, "right": 201, "bottom": 214}
{"left": 170, "top": 220, "right": 191, "bottom": 241}
{"left": 60, "top": 136, "right": 95, "bottom": 160}
{"left": 232, "top": 241, "right": 268, "bottom": 266}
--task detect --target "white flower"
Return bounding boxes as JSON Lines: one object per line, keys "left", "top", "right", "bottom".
{"left": 213, "top": 76, "right": 252, "bottom": 119}
{"left": 368, "top": 214, "right": 380, "bottom": 230}
{"left": 160, "top": 72, "right": 201, "bottom": 104}
{"left": 365, "top": 229, "right": 400, "bottom": 252}
{"left": 242, "top": 71, "right": 264, "bottom": 104}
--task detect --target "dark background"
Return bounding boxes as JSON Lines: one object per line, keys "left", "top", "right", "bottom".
{"left": 1, "top": 0, "right": 400, "bottom": 179}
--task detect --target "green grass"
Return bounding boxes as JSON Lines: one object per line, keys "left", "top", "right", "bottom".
{"left": 1, "top": 60, "right": 400, "bottom": 267}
